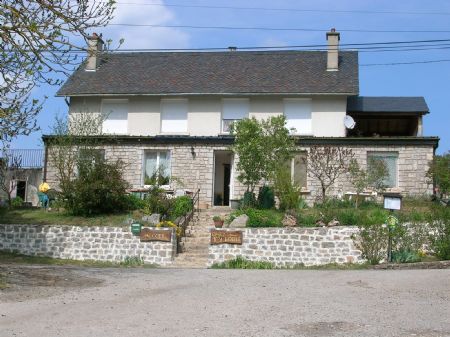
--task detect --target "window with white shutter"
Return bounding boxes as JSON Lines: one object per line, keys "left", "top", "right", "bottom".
{"left": 283, "top": 99, "right": 312, "bottom": 135}
{"left": 222, "top": 98, "right": 249, "bottom": 133}
{"left": 161, "top": 99, "right": 188, "bottom": 133}
{"left": 102, "top": 99, "right": 128, "bottom": 134}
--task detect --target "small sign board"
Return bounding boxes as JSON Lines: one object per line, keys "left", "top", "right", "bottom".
{"left": 383, "top": 193, "right": 402, "bottom": 211}
{"left": 140, "top": 228, "right": 172, "bottom": 242}
{"left": 210, "top": 230, "right": 243, "bottom": 245}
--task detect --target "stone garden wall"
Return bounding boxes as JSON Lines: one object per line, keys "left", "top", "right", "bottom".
{"left": 208, "top": 227, "right": 363, "bottom": 267}
{"left": 0, "top": 224, "right": 176, "bottom": 266}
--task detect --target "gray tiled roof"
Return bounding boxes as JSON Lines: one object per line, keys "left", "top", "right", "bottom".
{"left": 57, "top": 51, "right": 359, "bottom": 96}
{"left": 347, "top": 96, "right": 429, "bottom": 114}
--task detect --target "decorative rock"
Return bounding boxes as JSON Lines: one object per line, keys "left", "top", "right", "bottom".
{"left": 142, "top": 213, "right": 160, "bottom": 225}
{"left": 229, "top": 214, "right": 249, "bottom": 228}
{"left": 282, "top": 214, "right": 297, "bottom": 227}
{"left": 327, "top": 219, "right": 340, "bottom": 227}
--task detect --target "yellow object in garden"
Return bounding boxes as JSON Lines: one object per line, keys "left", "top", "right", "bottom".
{"left": 39, "top": 182, "right": 50, "bottom": 193}
{"left": 157, "top": 220, "right": 182, "bottom": 238}
{"left": 386, "top": 215, "right": 399, "bottom": 228}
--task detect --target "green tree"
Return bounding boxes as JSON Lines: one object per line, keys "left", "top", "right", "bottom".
{"left": 1, "top": 0, "right": 116, "bottom": 143}
{"left": 348, "top": 157, "right": 388, "bottom": 208}
{"left": 427, "top": 152, "right": 450, "bottom": 200}
{"left": 230, "top": 116, "right": 295, "bottom": 193}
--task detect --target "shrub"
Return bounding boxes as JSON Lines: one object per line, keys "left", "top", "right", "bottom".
{"left": 65, "top": 158, "right": 130, "bottom": 216}
{"left": 352, "top": 221, "right": 388, "bottom": 265}
{"left": 241, "top": 191, "right": 256, "bottom": 209}
{"left": 337, "top": 209, "right": 359, "bottom": 226}
{"left": 257, "top": 185, "right": 275, "bottom": 209}
{"left": 210, "top": 256, "right": 274, "bottom": 269}
{"left": 241, "top": 208, "right": 283, "bottom": 227}
{"left": 143, "top": 187, "right": 173, "bottom": 219}
{"left": 170, "top": 196, "right": 193, "bottom": 220}
{"left": 11, "top": 197, "right": 23, "bottom": 208}
{"left": 427, "top": 206, "right": 450, "bottom": 260}
{"left": 391, "top": 250, "right": 421, "bottom": 264}
{"left": 296, "top": 212, "right": 317, "bottom": 227}
{"left": 124, "top": 194, "right": 146, "bottom": 211}
{"left": 273, "top": 166, "right": 303, "bottom": 211}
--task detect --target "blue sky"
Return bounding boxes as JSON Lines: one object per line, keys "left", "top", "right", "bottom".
{"left": 12, "top": 0, "right": 450, "bottom": 153}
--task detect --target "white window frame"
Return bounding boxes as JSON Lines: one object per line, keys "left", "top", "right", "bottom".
{"left": 367, "top": 151, "right": 399, "bottom": 188}
{"left": 160, "top": 98, "right": 188, "bottom": 134}
{"left": 101, "top": 99, "right": 129, "bottom": 135}
{"left": 283, "top": 98, "right": 312, "bottom": 135}
{"left": 288, "top": 152, "right": 308, "bottom": 189}
{"left": 142, "top": 150, "right": 171, "bottom": 188}
{"left": 221, "top": 98, "right": 249, "bottom": 133}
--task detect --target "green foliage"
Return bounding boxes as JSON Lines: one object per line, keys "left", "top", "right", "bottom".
{"left": 143, "top": 187, "right": 173, "bottom": 219}
{"left": 391, "top": 250, "right": 421, "bottom": 264}
{"left": 336, "top": 209, "right": 359, "bottom": 226}
{"left": 144, "top": 165, "right": 170, "bottom": 186}
{"left": 230, "top": 116, "right": 295, "bottom": 192}
{"left": 427, "top": 152, "right": 450, "bottom": 199}
{"left": 124, "top": 194, "right": 146, "bottom": 211}
{"left": 348, "top": 158, "right": 388, "bottom": 208}
{"left": 120, "top": 256, "right": 145, "bottom": 267}
{"left": 295, "top": 212, "right": 317, "bottom": 227}
{"left": 241, "top": 191, "right": 256, "bottom": 209}
{"left": 231, "top": 208, "right": 283, "bottom": 227}
{"left": 352, "top": 221, "right": 388, "bottom": 265}
{"left": 427, "top": 207, "right": 450, "bottom": 260}
{"left": 170, "top": 196, "right": 193, "bottom": 220}
{"left": 11, "top": 197, "right": 24, "bottom": 208}
{"left": 64, "top": 158, "right": 130, "bottom": 216}
{"left": 273, "top": 165, "right": 303, "bottom": 211}
{"left": 210, "top": 256, "right": 274, "bottom": 269}
{"left": 257, "top": 185, "right": 275, "bottom": 209}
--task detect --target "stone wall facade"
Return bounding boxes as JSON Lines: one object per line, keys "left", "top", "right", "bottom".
{"left": 0, "top": 224, "right": 176, "bottom": 266}
{"left": 208, "top": 227, "right": 363, "bottom": 267}
{"left": 44, "top": 140, "right": 435, "bottom": 208}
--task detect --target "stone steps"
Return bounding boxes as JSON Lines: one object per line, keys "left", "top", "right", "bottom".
{"left": 169, "top": 208, "right": 232, "bottom": 268}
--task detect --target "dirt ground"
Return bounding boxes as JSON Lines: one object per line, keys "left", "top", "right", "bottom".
{"left": 1, "top": 265, "right": 449, "bottom": 337}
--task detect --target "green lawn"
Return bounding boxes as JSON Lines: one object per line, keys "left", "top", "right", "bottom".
{"left": 0, "top": 208, "right": 132, "bottom": 227}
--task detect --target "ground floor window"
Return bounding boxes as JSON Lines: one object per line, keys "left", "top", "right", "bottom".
{"left": 144, "top": 150, "right": 171, "bottom": 186}
{"left": 287, "top": 152, "right": 307, "bottom": 188}
{"left": 367, "top": 152, "right": 398, "bottom": 188}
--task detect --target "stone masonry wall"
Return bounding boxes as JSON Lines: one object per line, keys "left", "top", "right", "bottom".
{"left": 45, "top": 142, "right": 434, "bottom": 208}
{"left": 208, "top": 227, "right": 363, "bottom": 267}
{"left": 0, "top": 225, "right": 176, "bottom": 266}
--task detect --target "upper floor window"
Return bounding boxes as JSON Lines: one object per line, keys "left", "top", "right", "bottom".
{"left": 283, "top": 98, "right": 312, "bottom": 135}
{"left": 101, "top": 99, "right": 128, "bottom": 134}
{"left": 222, "top": 98, "right": 249, "bottom": 133}
{"left": 367, "top": 152, "right": 398, "bottom": 188}
{"left": 143, "top": 150, "right": 171, "bottom": 186}
{"left": 161, "top": 99, "right": 188, "bottom": 133}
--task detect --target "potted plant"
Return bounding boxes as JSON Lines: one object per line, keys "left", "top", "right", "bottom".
{"left": 213, "top": 215, "right": 224, "bottom": 228}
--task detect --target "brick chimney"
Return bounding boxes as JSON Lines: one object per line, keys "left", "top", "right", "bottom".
{"left": 326, "top": 28, "right": 340, "bottom": 71}
{"left": 85, "top": 33, "right": 104, "bottom": 71}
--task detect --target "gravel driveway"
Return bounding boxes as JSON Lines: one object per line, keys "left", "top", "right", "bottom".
{"left": 1, "top": 265, "right": 449, "bottom": 337}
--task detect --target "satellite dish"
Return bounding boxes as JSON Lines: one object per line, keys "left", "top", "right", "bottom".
{"left": 344, "top": 115, "right": 356, "bottom": 129}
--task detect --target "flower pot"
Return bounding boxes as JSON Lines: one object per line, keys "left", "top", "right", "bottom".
{"left": 214, "top": 220, "right": 224, "bottom": 228}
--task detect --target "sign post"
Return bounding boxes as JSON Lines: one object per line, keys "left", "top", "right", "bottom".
{"left": 383, "top": 193, "right": 402, "bottom": 263}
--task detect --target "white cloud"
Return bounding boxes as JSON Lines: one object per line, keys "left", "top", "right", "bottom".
{"left": 104, "top": 0, "right": 190, "bottom": 49}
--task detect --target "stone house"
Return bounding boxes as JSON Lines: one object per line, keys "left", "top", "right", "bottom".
{"left": 43, "top": 30, "right": 439, "bottom": 207}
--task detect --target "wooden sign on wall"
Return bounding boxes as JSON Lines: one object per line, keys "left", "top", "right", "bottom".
{"left": 140, "top": 228, "right": 172, "bottom": 242}
{"left": 210, "top": 230, "right": 243, "bottom": 245}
